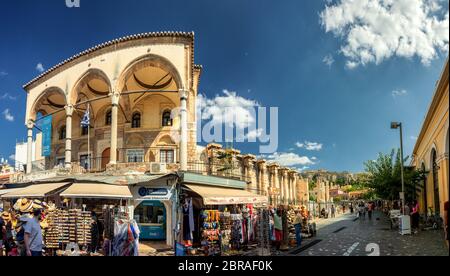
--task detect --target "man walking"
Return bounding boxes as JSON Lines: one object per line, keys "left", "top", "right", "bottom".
{"left": 331, "top": 205, "right": 336, "bottom": 218}
{"left": 368, "top": 202, "right": 374, "bottom": 220}
{"left": 293, "top": 209, "right": 303, "bottom": 247}
{"left": 24, "top": 207, "right": 43, "bottom": 256}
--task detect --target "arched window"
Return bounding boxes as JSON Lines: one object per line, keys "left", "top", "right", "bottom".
{"left": 105, "top": 110, "right": 112, "bottom": 126}
{"left": 162, "top": 110, "right": 172, "bottom": 127}
{"left": 59, "top": 126, "right": 66, "bottom": 140}
{"left": 132, "top": 112, "right": 141, "bottom": 128}
{"left": 431, "top": 149, "right": 440, "bottom": 215}
{"left": 81, "top": 125, "right": 89, "bottom": 136}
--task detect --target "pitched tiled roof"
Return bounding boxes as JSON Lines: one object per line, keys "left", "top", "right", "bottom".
{"left": 23, "top": 31, "right": 195, "bottom": 90}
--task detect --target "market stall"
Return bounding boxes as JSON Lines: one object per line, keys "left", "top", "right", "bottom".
{"left": 178, "top": 183, "right": 269, "bottom": 256}
{"left": 59, "top": 183, "right": 137, "bottom": 256}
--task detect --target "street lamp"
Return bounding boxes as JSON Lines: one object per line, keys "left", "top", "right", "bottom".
{"left": 391, "top": 122, "right": 405, "bottom": 215}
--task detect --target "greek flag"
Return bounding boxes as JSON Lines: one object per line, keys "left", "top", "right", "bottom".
{"left": 81, "top": 106, "right": 90, "bottom": 127}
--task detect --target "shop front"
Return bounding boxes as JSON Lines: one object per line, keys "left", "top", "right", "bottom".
{"left": 130, "top": 175, "right": 178, "bottom": 247}
{"left": 176, "top": 173, "right": 270, "bottom": 256}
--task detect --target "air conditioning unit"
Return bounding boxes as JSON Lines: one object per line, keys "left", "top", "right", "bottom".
{"left": 150, "top": 162, "right": 167, "bottom": 175}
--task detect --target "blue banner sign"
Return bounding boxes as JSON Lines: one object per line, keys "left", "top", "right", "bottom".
{"left": 136, "top": 187, "right": 172, "bottom": 201}
{"left": 41, "top": 115, "right": 52, "bottom": 157}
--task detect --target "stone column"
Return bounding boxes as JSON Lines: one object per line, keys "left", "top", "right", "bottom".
{"left": 179, "top": 89, "right": 188, "bottom": 171}
{"left": 290, "top": 171, "right": 297, "bottom": 204}
{"left": 65, "top": 105, "right": 74, "bottom": 169}
{"left": 257, "top": 160, "right": 267, "bottom": 196}
{"left": 243, "top": 155, "right": 257, "bottom": 194}
{"left": 279, "top": 168, "right": 289, "bottom": 205}
{"left": 109, "top": 91, "right": 120, "bottom": 165}
{"left": 26, "top": 120, "right": 34, "bottom": 174}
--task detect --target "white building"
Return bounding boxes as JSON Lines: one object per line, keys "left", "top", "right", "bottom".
{"left": 14, "top": 133, "right": 43, "bottom": 172}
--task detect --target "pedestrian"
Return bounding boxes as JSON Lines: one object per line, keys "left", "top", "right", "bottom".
{"left": 342, "top": 204, "right": 346, "bottom": 214}
{"left": 293, "top": 209, "right": 303, "bottom": 247}
{"left": 358, "top": 203, "right": 365, "bottom": 220}
{"left": 24, "top": 207, "right": 44, "bottom": 256}
{"left": 368, "top": 202, "right": 374, "bottom": 220}
{"left": 273, "top": 209, "right": 283, "bottom": 250}
{"left": 320, "top": 208, "right": 327, "bottom": 218}
{"left": 90, "top": 211, "right": 100, "bottom": 253}
{"left": 411, "top": 200, "right": 420, "bottom": 234}
{"left": 350, "top": 203, "right": 354, "bottom": 214}
{"left": 331, "top": 205, "right": 336, "bottom": 218}
{"left": 444, "top": 201, "right": 449, "bottom": 247}
{"left": 0, "top": 213, "right": 5, "bottom": 257}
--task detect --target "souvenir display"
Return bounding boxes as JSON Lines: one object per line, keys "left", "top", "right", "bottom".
{"left": 230, "top": 213, "right": 243, "bottom": 249}
{"left": 200, "top": 210, "right": 221, "bottom": 256}
{"left": 257, "top": 209, "right": 270, "bottom": 255}
{"left": 219, "top": 209, "right": 231, "bottom": 252}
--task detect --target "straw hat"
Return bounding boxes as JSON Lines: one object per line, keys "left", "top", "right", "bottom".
{"left": 32, "top": 199, "right": 44, "bottom": 210}
{"left": 18, "top": 198, "right": 34, "bottom": 213}
{"left": 1, "top": 211, "right": 11, "bottom": 221}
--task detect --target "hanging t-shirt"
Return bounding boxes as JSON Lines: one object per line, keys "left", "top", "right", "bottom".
{"left": 273, "top": 213, "right": 282, "bottom": 231}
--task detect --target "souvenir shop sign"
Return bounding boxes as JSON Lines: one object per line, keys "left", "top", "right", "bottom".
{"left": 135, "top": 186, "right": 173, "bottom": 201}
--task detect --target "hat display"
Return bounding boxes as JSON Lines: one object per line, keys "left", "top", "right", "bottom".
{"left": 32, "top": 199, "right": 44, "bottom": 210}
{"left": 1, "top": 211, "right": 11, "bottom": 221}
{"left": 18, "top": 198, "right": 34, "bottom": 213}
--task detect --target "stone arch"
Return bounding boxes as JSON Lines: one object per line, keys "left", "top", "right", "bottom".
{"left": 155, "top": 134, "right": 176, "bottom": 146}
{"left": 70, "top": 68, "right": 112, "bottom": 106}
{"left": 55, "top": 146, "right": 65, "bottom": 156}
{"left": 79, "top": 142, "right": 88, "bottom": 152}
{"left": 132, "top": 92, "right": 177, "bottom": 110}
{"left": 126, "top": 133, "right": 145, "bottom": 147}
{"left": 116, "top": 53, "right": 184, "bottom": 93}
{"left": 29, "top": 86, "right": 67, "bottom": 121}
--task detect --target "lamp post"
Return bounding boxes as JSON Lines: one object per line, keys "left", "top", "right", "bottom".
{"left": 391, "top": 122, "right": 405, "bottom": 215}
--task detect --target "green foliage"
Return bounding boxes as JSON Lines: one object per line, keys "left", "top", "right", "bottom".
{"left": 364, "top": 149, "right": 425, "bottom": 201}
{"left": 309, "top": 181, "right": 317, "bottom": 191}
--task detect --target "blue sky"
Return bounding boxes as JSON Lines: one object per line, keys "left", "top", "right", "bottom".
{"left": 0, "top": 0, "right": 448, "bottom": 172}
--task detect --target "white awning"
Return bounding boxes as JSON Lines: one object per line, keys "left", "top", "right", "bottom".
{"left": 60, "top": 183, "right": 132, "bottom": 199}
{"left": 184, "top": 184, "right": 268, "bottom": 205}
{"left": 0, "top": 188, "right": 24, "bottom": 196}
{"left": 1, "top": 183, "right": 71, "bottom": 198}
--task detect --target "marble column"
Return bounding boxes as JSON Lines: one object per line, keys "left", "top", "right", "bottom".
{"left": 109, "top": 92, "right": 120, "bottom": 164}
{"left": 65, "top": 105, "right": 74, "bottom": 169}
{"left": 179, "top": 89, "right": 188, "bottom": 171}
{"left": 26, "top": 120, "right": 34, "bottom": 174}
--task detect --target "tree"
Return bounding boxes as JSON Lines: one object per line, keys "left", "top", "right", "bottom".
{"left": 364, "top": 149, "right": 424, "bottom": 202}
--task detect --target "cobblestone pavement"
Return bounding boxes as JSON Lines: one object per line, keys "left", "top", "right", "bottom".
{"left": 290, "top": 211, "right": 448, "bottom": 256}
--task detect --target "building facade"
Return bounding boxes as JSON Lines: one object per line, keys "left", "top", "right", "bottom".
{"left": 17, "top": 32, "right": 308, "bottom": 205}
{"left": 411, "top": 58, "right": 449, "bottom": 219}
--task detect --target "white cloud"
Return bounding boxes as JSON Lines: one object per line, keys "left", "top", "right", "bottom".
{"left": 266, "top": 152, "right": 315, "bottom": 167}
{"left": 36, "top": 63, "right": 45, "bottom": 73}
{"left": 296, "top": 141, "right": 323, "bottom": 151}
{"left": 392, "top": 89, "right": 408, "bottom": 98}
{"left": 197, "top": 89, "right": 260, "bottom": 129}
{"left": 9, "top": 154, "right": 15, "bottom": 160}
{"left": 320, "top": 0, "right": 449, "bottom": 68}
{"left": 0, "top": 71, "right": 7, "bottom": 77}
{"left": 323, "top": 54, "right": 335, "bottom": 67}
{"left": 0, "top": 93, "right": 17, "bottom": 101}
{"left": 3, "top": 109, "right": 14, "bottom": 122}
{"left": 410, "top": 136, "right": 418, "bottom": 140}
{"left": 245, "top": 128, "right": 264, "bottom": 140}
